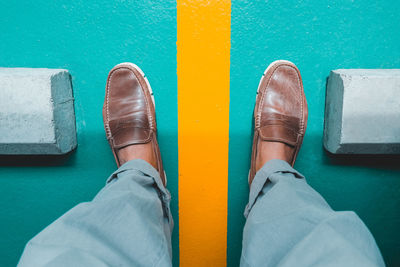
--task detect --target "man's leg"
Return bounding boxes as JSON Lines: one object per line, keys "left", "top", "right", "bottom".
{"left": 240, "top": 159, "right": 384, "bottom": 267}
{"left": 243, "top": 60, "right": 385, "bottom": 266}
{"left": 18, "top": 159, "right": 173, "bottom": 267}
{"left": 19, "top": 62, "right": 172, "bottom": 266}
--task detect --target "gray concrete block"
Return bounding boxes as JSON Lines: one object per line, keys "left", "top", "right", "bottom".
{"left": 0, "top": 68, "right": 77, "bottom": 154}
{"left": 324, "top": 69, "right": 400, "bottom": 154}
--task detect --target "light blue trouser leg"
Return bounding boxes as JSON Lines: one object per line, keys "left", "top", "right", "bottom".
{"left": 18, "top": 159, "right": 173, "bottom": 267}
{"left": 240, "top": 159, "right": 385, "bottom": 267}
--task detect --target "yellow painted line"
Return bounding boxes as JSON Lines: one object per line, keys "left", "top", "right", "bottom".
{"left": 177, "top": 0, "right": 231, "bottom": 266}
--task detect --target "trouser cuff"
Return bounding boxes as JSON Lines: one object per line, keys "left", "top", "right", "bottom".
{"left": 106, "top": 159, "right": 172, "bottom": 222}
{"left": 244, "top": 159, "right": 304, "bottom": 218}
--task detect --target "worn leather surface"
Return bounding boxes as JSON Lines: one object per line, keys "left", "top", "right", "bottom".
{"left": 103, "top": 63, "right": 165, "bottom": 185}
{"left": 249, "top": 61, "right": 308, "bottom": 184}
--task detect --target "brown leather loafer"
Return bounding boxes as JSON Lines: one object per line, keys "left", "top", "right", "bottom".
{"left": 249, "top": 60, "right": 308, "bottom": 184}
{"left": 103, "top": 62, "right": 166, "bottom": 185}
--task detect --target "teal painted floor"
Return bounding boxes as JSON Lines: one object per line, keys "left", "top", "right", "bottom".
{"left": 228, "top": 1, "right": 400, "bottom": 266}
{"left": 0, "top": 1, "right": 179, "bottom": 266}
{"left": 0, "top": 1, "right": 400, "bottom": 266}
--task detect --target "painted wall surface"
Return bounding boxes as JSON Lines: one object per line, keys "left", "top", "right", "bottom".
{"left": 0, "top": 1, "right": 178, "bottom": 266}
{"left": 228, "top": 1, "right": 400, "bottom": 266}
{"left": 0, "top": 0, "right": 399, "bottom": 266}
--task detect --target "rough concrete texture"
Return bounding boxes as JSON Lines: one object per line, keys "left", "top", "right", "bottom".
{"left": 0, "top": 68, "right": 77, "bottom": 154}
{"left": 324, "top": 69, "right": 400, "bottom": 154}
